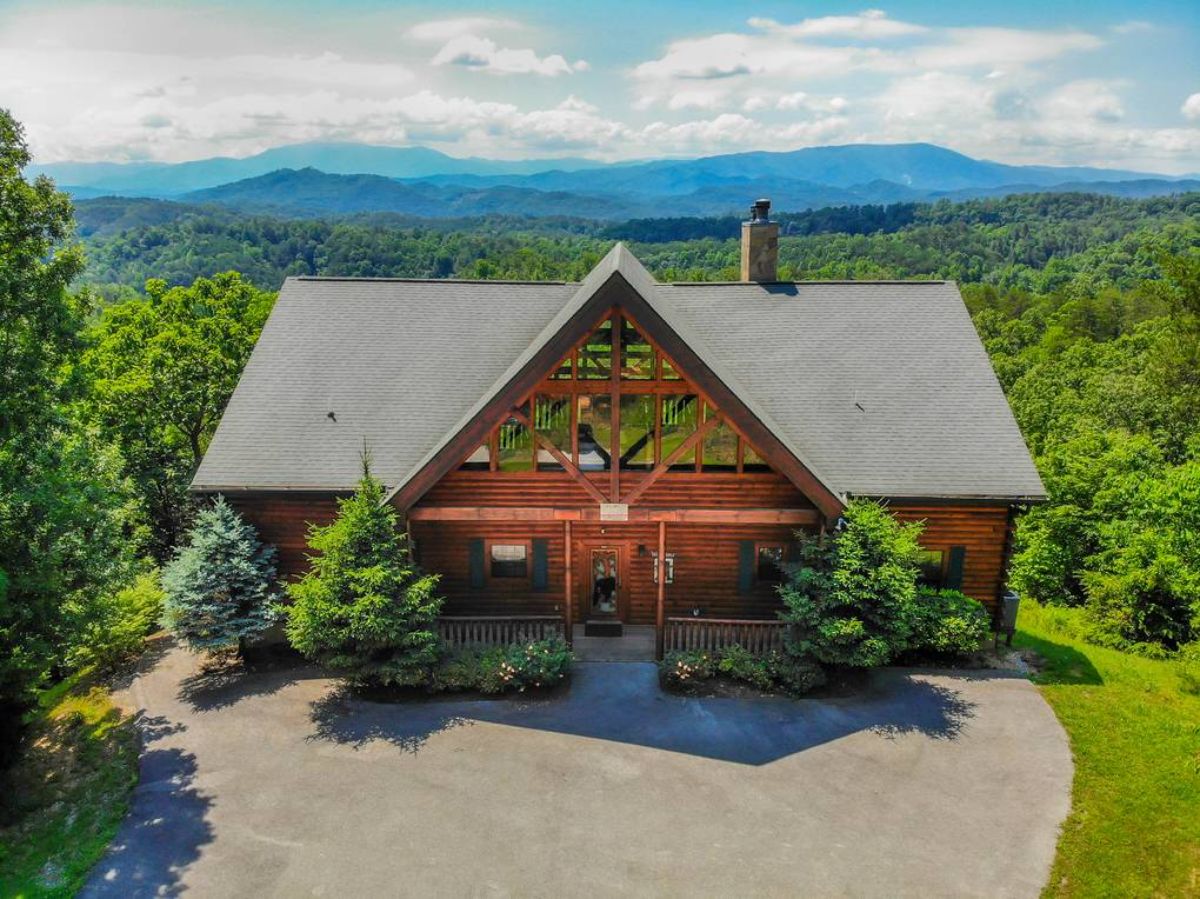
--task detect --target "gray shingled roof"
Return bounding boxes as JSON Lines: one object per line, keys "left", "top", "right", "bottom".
{"left": 193, "top": 244, "right": 1045, "bottom": 501}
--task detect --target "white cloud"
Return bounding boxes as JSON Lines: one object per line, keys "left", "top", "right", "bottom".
{"left": 748, "top": 10, "right": 926, "bottom": 40}
{"left": 431, "top": 34, "right": 586, "bottom": 76}
{"left": 1184, "top": 93, "right": 1200, "bottom": 121}
{"left": 915, "top": 28, "right": 1104, "bottom": 70}
{"left": 406, "top": 17, "right": 518, "bottom": 42}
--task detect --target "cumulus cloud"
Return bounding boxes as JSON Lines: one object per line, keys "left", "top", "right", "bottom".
{"left": 748, "top": 10, "right": 926, "bottom": 40}
{"left": 405, "top": 17, "right": 518, "bottom": 42}
{"left": 1184, "top": 93, "right": 1200, "bottom": 121}
{"left": 431, "top": 34, "right": 586, "bottom": 76}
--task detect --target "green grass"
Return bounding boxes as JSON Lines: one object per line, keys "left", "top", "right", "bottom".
{"left": 1015, "top": 601, "right": 1200, "bottom": 897}
{"left": 0, "top": 670, "right": 139, "bottom": 898}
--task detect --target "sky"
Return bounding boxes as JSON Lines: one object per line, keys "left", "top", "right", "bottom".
{"left": 3, "top": 0, "right": 1199, "bottom": 172}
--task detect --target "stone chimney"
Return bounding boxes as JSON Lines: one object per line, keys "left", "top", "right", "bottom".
{"left": 741, "top": 198, "right": 779, "bottom": 282}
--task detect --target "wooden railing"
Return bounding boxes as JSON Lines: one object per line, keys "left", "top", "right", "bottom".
{"left": 664, "top": 617, "right": 787, "bottom": 656}
{"left": 437, "top": 616, "right": 566, "bottom": 650}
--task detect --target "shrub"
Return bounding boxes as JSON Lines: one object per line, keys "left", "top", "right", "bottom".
{"left": 429, "top": 638, "right": 573, "bottom": 694}
{"left": 1176, "top": 643, "right": 1200, "bottom": 696}
{"left": 779, "top": 500, "right": 923, "bottom": 668}
{"left": 908, "top": 589, "right": 991, "bottom": 656}
{"left": 161, "top": 497, "right": 277, "bottom": 654}
{"left": 67, "top": 571, "right": 164, "bottom": 672}
{"left": 285, "top": 464, "right": 443, "bottom": 687}
{"left": 659, "top": 646, "right": 824, "bottom": 696}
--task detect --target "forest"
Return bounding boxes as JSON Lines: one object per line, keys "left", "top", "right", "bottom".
{"left": 2, "top": 106, "right": 1199, "bottom": 758}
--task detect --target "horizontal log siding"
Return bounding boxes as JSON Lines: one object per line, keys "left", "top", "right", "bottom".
{"left": 412, "top": 521, "right": 566, "bottom": 618}
{"left": 223, "top": 493, "right": 343, "bottom": 580}
{"left": 890, "top": 504, "right": 1011, "bottom": 611}
{"left": 417, "top": 470, "right": 814, "bottom": 510}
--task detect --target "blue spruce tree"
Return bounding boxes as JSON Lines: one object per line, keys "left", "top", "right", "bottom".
{"left": 162, "top": 496, "right": 278, "bottom": 653}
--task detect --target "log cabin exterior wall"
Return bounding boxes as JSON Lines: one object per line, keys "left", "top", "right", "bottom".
{"left": 890, "top": 503, "right": 1012, "bottom": 611}
{"left": 223, "top": 492, "right": 344, "bottom": 581}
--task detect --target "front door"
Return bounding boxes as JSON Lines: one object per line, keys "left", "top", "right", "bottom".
{"left": 583, "top": 545, "right": 624, "bottom": 621}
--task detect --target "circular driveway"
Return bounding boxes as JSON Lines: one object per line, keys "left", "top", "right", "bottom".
{"left": 83, "top": 646, "right": 1071, "bottom": 898}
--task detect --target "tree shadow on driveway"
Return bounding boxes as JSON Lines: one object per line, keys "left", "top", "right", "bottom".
{"left": 306, "top": 663, "right": 979, "bottom": 765}
{"left": 79, "top": 715, "right": 214, "bottom": 898}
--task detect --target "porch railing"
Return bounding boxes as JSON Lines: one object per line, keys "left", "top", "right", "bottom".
{"left": 664, "top": 617, "right": 787, "bottom": 656}
{"left": 437, "top": 615, "right": 566, "bottom": 650}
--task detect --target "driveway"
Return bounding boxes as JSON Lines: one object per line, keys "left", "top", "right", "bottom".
{"left": 83, "top": 645, "right": 1071, "bottom": 898}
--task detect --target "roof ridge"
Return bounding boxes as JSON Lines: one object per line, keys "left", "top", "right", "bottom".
{"left": 664, "top": 280, "right": 951, "bottom": 286}
{"left": 290, "top": 276, "right": 574, "bottom": 285}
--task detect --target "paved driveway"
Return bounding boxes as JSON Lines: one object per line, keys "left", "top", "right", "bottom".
{"left": 83, "top": 646, "right": 1071, "bottom": 898}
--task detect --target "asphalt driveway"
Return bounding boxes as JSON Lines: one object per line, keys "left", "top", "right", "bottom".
{"left": 82, "top": 645, "right": 1071, "bottom": 898}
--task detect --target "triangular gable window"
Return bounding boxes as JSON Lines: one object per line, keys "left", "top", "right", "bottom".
{"left": 459, "top": 310, "right": 773, "bottom": 477}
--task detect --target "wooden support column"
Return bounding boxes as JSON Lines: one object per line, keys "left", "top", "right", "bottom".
{"left": 564, "top": 519, "right": 573, "bottom": 645}
{"left": 610, "top": 312, "right": 621, "bottom": 502}
{"left": 655, "top": 519, "right": 666, "bottom": 660}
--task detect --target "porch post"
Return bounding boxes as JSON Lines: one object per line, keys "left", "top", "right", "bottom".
{"left": 655, "top": 520, "right": 666, "bottom": 660}
{"left": 564, "top": 519, "right": 573, "bottom": 646}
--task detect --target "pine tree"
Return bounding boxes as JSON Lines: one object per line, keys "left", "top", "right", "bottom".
{"left": 161, "top": 496, "right": 278, "bottom": 653}
{"left": 285, "top": 463, "right": 443, "bottom": 687}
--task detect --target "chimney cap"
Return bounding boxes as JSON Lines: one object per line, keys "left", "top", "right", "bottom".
{"left": 749, "top": 198, "right": 771, "bottom": 223}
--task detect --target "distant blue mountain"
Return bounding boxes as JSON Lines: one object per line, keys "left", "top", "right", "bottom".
{"left": 30, "top": 141, "right": 608, "bottom": 198}
{"left": 173, "top": 165, "right": 1198, "bottom": 221}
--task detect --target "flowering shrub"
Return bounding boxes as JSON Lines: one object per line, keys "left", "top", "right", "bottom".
{"left": 430, "top": 637, "right": 573, "bottom": 695}
{"left": 660, "top": 646, "right": 824, "bottom": 696}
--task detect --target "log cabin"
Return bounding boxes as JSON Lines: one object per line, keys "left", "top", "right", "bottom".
{"left": 192, "top": 199, "right": 1045, "bottom": 656}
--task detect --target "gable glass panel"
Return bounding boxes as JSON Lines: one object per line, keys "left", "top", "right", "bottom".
{"left": 461, "top": 443, "right": 490, "bottom": 471}
{"left": 701, "top": 403, "right": 737, "bottom": 471}
{"left": 620, "top": 319, "right": 655, "bottom": 380}
{"left": 497, "top": 416, "right": 533, "bottom": 471}
{"left": 742, "top": 442, "right": 770, "bottom": 472}
{"left": 550, "top": 354, "right": 573, "bottom": 380}
{"left": 660, "top": 356, "right": 683, "bottom": 380}
{"left": 576, "top": 394, "right": 613, "bottom": 470}
{"left": 660, "top": 394, "right": 698, "bottom": 469}
{"left": 577, "top": 318, "right": 613, "bottom": 380}
{"left": 535, "top": 394, "right": 570, "bottom": 471}
{"left": 619, "top": 394, "right": 655, "bottom": 470}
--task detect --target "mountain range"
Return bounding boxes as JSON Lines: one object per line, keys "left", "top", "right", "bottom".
{"left": 37, "top": 141, "right": 1199, "bottom": 221}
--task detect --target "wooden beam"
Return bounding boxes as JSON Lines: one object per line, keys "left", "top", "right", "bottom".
{"left": 508, "top": 406, "right": 607, "bottom": 504}
{"left": 610, "top": 311, "right": 621, "bottom": 502}
{"left": 408, "top": 505, "right": 820, "bottom": 525}
{"left": 656, "top": 520, "right": 666, "bottom": 660}
{"left": 564, "top": 519, "right": 573, "bottom": 646}
{"left": 620, "top": 413, "right": 723, "bottom": 506}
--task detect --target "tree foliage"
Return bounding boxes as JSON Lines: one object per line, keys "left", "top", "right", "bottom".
{"left": 161, "top": 496, "right": 278, "bottom": 653}
{"left": 285, "top": 466, "right": 443, "bottom": 687}
{"left": 83, "top": 273, "right": 274, "bottom": 557}
{"left": 779, "top": 500, "right": 924, "bottom": 667}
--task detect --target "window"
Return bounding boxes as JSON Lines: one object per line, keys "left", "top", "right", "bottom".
{"left": 461, "top": 443, "right": 490, "bottom": 471}
{"left": 619, "top": 394, "right": 655, "bottom": 470}
{"left": 497, "top": 416, "right": 533, "bottom": 472}
{"left": 702, "top": 403, "right": 738, "bottom": 471}
{"left": 577, "top": 319, "right": 612, "bottom": 380}
{"left": 651, "top": 551, "right": 675, "bottom": 585}
{"left": 742, "top": 442, "right": 770, "bottom": 473}
{"left": 490, "top": 543, "right": 528, "bottom": 579}
{"left": 550, "top": 354, "right": 573, "bottom": 380}
{"left": 535, "top": 395, "right": 570, "bottom": 471}
{"left": 917, "top": 550, "right": 946, "bottom": 588}
{"left": 660, "top": 356, "right": 682, "bottom": 380}
{"left": 576, "top": 394, "right": 612, "bottom": 470}
{"left": 660, "top": 394, "right": 698, "bottom": 469}
{"left": 756, "top": 544, "right": 785, "bottom": 584}
{"left": 620, "top": 319, "right": 654, "bottom": 380}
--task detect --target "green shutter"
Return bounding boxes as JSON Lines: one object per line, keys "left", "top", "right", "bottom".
{"left": 468, "top": 538, "right": 485, "bottom": 589}
{"left": 532, "top": 539, "right": 549, "bottom": 592}
{"left": 738, "top": 540, "right": 755, "bottom": 594}
{"left": 945, "top": 546, "right": 967, "bottom": 590}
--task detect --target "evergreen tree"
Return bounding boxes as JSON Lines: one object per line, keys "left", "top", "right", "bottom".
{"left": 161, "top": 496, "right": 278, "bottom": 653}
{"left": 779, "top": 500, "right": 923, "bottom": 668}
{"left": 285, "top": 463, "right": 443, "bottom": 687}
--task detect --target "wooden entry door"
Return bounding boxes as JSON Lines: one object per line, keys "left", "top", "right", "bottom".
{"left": 579, "top": 543, "right": 627, "bottom": 622}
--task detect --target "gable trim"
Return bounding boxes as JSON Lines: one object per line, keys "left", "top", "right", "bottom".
{"left": 388, "top": 267, "right": 844, "bottom": 519}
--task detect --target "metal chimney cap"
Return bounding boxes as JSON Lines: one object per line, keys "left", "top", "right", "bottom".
{"left": 749, "top": 198, "right": 771, "bottom": 222}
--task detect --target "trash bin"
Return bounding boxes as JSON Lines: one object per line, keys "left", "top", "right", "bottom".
{"left": 998, "top": 590, "right": 1020, "bottom": 647}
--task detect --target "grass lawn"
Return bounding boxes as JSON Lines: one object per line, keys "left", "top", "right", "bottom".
{"left": 0, "top": 670, "right": 139, "bottom": 898}
{"left": 1015, "top": 601, "right": 1200, "bottom": 897}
